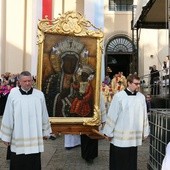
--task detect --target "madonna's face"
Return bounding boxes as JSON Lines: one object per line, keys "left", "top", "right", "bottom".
{"left": 62, "top": 54, "right": 78, "bottom": 74}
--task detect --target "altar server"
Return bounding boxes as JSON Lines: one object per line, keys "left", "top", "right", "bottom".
{"left": 81, "top": 91, "right": 106, "bottom": 164}
{"left": 103, "top": 74, "right": 149, "bottom": 170}
{"left": 0, "top": 71, "right": 52, "bottom": 170}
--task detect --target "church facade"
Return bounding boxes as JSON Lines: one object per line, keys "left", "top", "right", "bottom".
{"left": 0, "top": 0, "right": 169, "bottom": 79}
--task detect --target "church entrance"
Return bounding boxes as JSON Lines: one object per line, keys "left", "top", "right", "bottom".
{"left": 107, "top": 54, "right": 131, "bottom": 78}
{"left": 105, "top": 35, "right": 136, "bottom": 79}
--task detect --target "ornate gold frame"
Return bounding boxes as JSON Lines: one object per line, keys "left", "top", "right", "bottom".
{"left": 37, "top": 11, "right": 103, "bottom": 133}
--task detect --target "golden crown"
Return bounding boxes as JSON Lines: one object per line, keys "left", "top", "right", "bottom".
{"left": 52, "top": 37, "right": 85, "bottom": 55}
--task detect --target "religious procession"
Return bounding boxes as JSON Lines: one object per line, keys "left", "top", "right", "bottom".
{"left": 0, "top": 72, "right": 150, "bottom": 170}
{"left": 101, "top": 71, "right": 127, "bottom": 112}
{"left": 0, "top": 0, "right": 170, "bottom": 170}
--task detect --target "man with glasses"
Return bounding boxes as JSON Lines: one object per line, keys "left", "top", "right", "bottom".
{"left": 103, "top": 74, "right": 150, "bottom": 170}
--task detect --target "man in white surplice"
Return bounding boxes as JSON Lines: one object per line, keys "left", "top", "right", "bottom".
{"left": 103, "top": 74, "right": 150, "bottom": 170}
{"left": 0, "top": 71, "right": 52, "bottom": 170}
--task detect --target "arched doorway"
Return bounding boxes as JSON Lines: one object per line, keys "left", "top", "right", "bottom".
{"left": 105, "top": 35, "right": 137, "bottom": 78}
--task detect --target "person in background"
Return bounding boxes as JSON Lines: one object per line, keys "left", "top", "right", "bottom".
{"left": 150, "top": 65, "right": 160, "bottom": 95}
{"left": 0, "top": 71, "right": 52, "bottom": 170}
{"left": 81, "top": 91, "right": 106, "bottom": 164}
{"left": 64, "top": 134, "right": 81, "bottom": 150}
{"left": 162, "top": 56, "right": 169, "bottom": 87}
{"left": 145, "top": 94, "right": 155, "bottom": 122}
{"left": 103, "top": 74, "right": 111, "bottom": 86}
{"left": 146, "top": 94, "right": 152, "bottom": 112}
{"left": 0, "top": 80, "right": 12, "bottom": 115}
{"left": 111, "top": 72, "right": 127, "bottom": 96}
{"left": 162, "top": 56, "right": 169, "bottom": 76}
{"left": 103, "top": 74, "right": 150, "bottom": 170}
{"left": 101, "top": 81, "right": 110, "bottom": 112}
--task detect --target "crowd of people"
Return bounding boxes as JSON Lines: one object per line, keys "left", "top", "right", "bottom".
{"left": 0, "top": 73, "right": 18, "bottom": 115}
{"left": 0, "top": 72, "right": 36, "bottom": 115}
{"left": 3, "top": 69, "right": 170, "bottom": 169}
{"left": 149, "top": 59, "right": 169, "bottom": 96}
{"left": 0, "top": 71, "right": 106, "bottom": 168}
{"left": 101, "top": 71, "right": 127, "bottom": 111}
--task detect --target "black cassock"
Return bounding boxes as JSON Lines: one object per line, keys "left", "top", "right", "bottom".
{"left": 109, "top": 144, "right": 137, "bottom": 170}
{"left": 109, "top": 89, "right": 138, "bottom": 170}
{"left": 81, "top": 135, "right": 98, "bottom": 163}
{"left": 10, "top": 152, "right": 41, "bottom": 170}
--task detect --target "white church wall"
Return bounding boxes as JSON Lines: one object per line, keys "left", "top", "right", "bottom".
{"left": 0, "top": 0, "right": 168, "bottom": 81}
{"left": 30, "top": 0, "right": 42, "bottom": 76}
{"left": 0, "top": 0, "right": 6, "bottom": 75}
{"left": 0, "top": 0, "right": 42, "bottom": 75}
{"left": 138, "top": 29, "right": 169, "bottom": 77}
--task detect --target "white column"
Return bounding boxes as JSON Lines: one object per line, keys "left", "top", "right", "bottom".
{"left": 84, "top": 0, "right": 104, "bottom": 28}
{"left": 93, "top": 0, "right": 104, "bottom": 29}
{"left": 3, "top": 0, "right": 42, "bottom": 75}
{"left": 84, "top": 0, "right": 95, "bottom": 26}
{"left": 84, "top": 0, "right": 105, "bottom": 81}
{"left": 94, "top": 0, "right": 105, "bottom": 81}
{"left": 53, "top": 0, "right": 63, "bottom": 18}
{"left": 0, "top": 0, "right": 6, "bottom": 75}
{"left": 64, "top": 0, "right": 76, "bottom": 12}
{"left": 29, "top": 0, "right": 42, "bottom": 75}
{"left": 5, "top": 0, "right": 25, "bottom": 73}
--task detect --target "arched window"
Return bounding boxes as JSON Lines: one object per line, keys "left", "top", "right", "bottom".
{"left": 106, "top": 36, "right": 134, "bottom": 54}
{"left": 109, "top": 0, "right": 133, "bottom": 11}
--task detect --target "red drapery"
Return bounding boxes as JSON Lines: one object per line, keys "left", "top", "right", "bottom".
{"left": 42, "top": 0, "right": 52, "bottom": 19}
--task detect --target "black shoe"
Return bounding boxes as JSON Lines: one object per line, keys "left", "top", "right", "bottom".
{"left": 73, "top": 144, "right": 80, "bottom": 148}
{"left": 49, "top": 136, "right": 56, "bottom": 140}
{"left": 86, "top": 159, "right": 93, "bottom": 164}
{"left": 65, "top": 145, "right": 80, "bottom": 150}
{"left": 65, "top": 147, "right": 74, "bottom": 150}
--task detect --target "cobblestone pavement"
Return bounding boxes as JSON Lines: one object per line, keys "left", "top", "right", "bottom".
{"left": 0, "top": 116, "right": 149, "bottom": 170}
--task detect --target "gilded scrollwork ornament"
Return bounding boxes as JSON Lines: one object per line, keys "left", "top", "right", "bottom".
{"left": 38, "top": 11, "right": 103, "bottom": 38}
{"left": 83, "top": 106, "right": 101, "bottom": 126}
